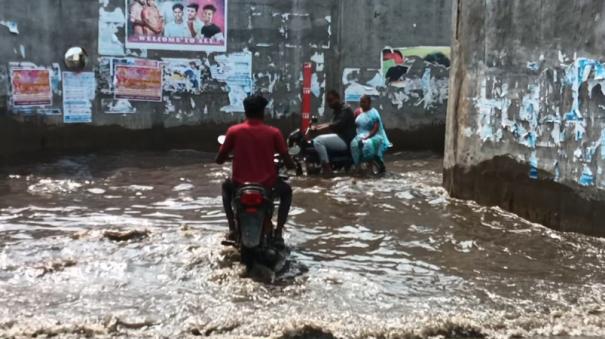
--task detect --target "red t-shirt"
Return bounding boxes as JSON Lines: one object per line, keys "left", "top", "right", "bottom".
{"left": 219, "top": 119, "right": 288, "bottom": 187}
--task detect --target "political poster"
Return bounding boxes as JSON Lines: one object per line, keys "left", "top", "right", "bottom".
{"left": 125, "top": 0, "right": 227, "bottom": 52}
{"left": 10, "top": 68, "right": 52, "bottom": 106}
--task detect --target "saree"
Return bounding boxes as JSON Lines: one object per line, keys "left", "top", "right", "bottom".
{"left": 350, "top": 108, "right": 392, "bottom": 165}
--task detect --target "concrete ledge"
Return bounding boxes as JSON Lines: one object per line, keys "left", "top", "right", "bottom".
{"left": 0, "top": 111, "right": 446, "bottom": 164}
{"left": 444, "top": 156, "right": 605, "bottom": 237}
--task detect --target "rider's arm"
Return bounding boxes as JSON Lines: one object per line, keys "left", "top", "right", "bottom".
{"left": 312, "top": 123, "right": 332, "bottom": 134}
{"left": 216, "top": 131, "right": 234, "bottom": 164}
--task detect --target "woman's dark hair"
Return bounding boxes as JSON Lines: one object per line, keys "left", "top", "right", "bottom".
{"left": 326, "top": 89, "right": 340, "bottom": 99}
{"left": 244, "top": 95, "right": 268, "bottom": 119}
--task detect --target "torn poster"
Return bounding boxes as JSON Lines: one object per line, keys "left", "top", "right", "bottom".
{"left": 114, "top": 59, "right": 163, "bottom": 102}
{"left": 63, "top": 72, "right": 96, "bottom": 123}
{"left": 125, "top": 0, "right": 227, "bottom": 52}
{"left": 163, "top": 58, "right": 202, "bottom": 93}
{"left": 0, "top": 20, "right": 19, "bottom": 34}
{"left": 99, "top": 3, "right": 126, "bottom": 55}
{"left": 211, "top": 52, "right": 253, "bottom": 112}
{"left": 382, "top": 46, "right": 450, "bottom": 84}
{"left": 10, "top": 68, "right": 52, "bottom": 106}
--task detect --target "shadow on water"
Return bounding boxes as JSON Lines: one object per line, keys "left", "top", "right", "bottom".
{"left": 1, "top": 150, "right": 605, "bottom": 338}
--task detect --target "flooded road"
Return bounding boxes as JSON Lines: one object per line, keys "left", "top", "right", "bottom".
{"left": 1, "top": 151, "right": 605, "bottom": 338}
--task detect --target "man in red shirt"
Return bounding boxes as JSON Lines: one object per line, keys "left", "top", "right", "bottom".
{"left": 216, "top": 95, "right": 295, "bottom": 246}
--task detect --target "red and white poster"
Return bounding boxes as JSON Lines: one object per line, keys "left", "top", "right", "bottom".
{"left": 125, "top": 0, "right": 227, "bottom": 52}
{"left": 10, "top": 68, "right": 52, "bottom": 106}
{"left": 114, "top": 63, "right": 163, "bottom": 102}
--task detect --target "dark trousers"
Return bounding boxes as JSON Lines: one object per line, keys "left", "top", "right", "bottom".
{"left": 222, "top": 178, "right": 292, "bottom": 232}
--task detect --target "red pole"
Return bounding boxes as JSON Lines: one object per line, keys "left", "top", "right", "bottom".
{"left": 301, "top": 62, "right": 313, "bottom": 132}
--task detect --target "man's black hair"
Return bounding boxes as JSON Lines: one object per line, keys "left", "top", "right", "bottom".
{"left": 244, "top": 95, "right": 268, "bottom": 119}
{"left": 187, "top": 3, "right": 199, "bottom": 11}
{"left": 326, "top": 89, "right": 340, "bottom": 99}
{"left": 203, "top": 4, "right": 217, "bottom": 12}
{"left": 173, "top": 3, "right": 184, "bottom": 11}
{"left": 361, "top": 95, "right": 372, "bottom": 104}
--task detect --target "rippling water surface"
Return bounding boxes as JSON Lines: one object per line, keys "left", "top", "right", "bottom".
{"left": 1, "top": 151, "right": 605, "bottom": 338}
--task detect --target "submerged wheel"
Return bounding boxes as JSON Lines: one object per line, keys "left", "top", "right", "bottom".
{"left": 305, "top": 162, "right": 321, "bottom": 176}
{"left": 240, "top": 247, "right": 255, "bottom": 267}
{"left": 368, "top": 160, "right": 386, "bottom": 177}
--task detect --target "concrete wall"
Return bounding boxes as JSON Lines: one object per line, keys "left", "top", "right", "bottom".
{"left": 338, "top": 0, "right": 452, "bottom": 151}
{"left": 0, "top": 0, "right": 451, "bottom": 160}
{"left": 445, "top": 0, "right": 605, "bottom": 236}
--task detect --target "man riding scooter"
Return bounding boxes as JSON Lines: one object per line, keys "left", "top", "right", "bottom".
{"left": 216, "top": 95, "right": 296, "bottom": 248}
{"left": 306, "top": 90, "right": 356, "bottom": 176}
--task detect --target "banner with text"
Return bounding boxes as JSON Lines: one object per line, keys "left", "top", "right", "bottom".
{"left": 125, "top": 0, "right": 227, "bottom": 52}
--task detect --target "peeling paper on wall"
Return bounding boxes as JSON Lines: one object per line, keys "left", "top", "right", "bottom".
{"left": 98, "top": 0, "right": 126, "bottom": 56}
{"left": 472, "top": 55, "right": 605, "bottom": 187}
{"left": 342, "top": 68, "right": 383, "bottom": 103}
{"left": 212, "top": 52, "right": 253, "bottom": 113}
{"left": 0, "top": 65, "right": 8, "bottom": 97}
{"left": 102, "top": 99, "right": 136, "bottom": 114}
{"left": 162, "top": 58, "right": 203, "bottom": 94}
{"left": 0, "top": 20, "right": 19, "bottom": 34}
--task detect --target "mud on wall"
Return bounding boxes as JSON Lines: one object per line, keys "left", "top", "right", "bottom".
{"left": 445, "top": 0, "right": 605, "bottom": 235}
{"left": 0, "top": 0, "right": 451, "bottom": 158}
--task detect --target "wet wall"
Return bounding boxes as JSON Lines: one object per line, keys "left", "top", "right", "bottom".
{"left": 444, "top": 0, "right": 605, "bottom": 236}
{"left": 0, "top": 0, "right": 451, "bottom": 160}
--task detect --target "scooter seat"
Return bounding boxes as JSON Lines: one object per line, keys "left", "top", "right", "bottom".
{"left": 329, "top": 150, "right": 353, "bottom": 158}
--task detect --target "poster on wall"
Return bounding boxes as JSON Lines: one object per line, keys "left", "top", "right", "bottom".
{"left": 381, "top": 46, "right": 451, "bottom": 84}
{"left": 99, "top": 3, "right": 126, "bottom": 56}
{"left": 114, "top": 59, "right": 163, "bottom": 101}
{"left": 162, "top": 58, "right": 202, "bottom": 93}
{"left": 211, "top": 52, "right": 252, "bottom": 112}
{"left": 63, "top": 72, "right": 96, "bottom": 124}
{"left": 125, "top": 0, "right": 227, "bottom": 52}
{"left": 10, "top": 68, "right": 52, "bottom": 106}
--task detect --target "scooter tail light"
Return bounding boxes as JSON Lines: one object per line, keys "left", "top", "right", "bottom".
{"left": 240, "top": 191, "right": 264, "bottom": 207}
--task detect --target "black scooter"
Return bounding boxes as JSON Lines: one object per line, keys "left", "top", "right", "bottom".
{"left": 218, "top": 136, "right": 288, "bottom": 271}
{"left": 287, "top": 116, "right": 384, "bottom": 176}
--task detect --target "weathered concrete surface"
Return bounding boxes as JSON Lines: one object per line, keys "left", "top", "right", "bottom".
{"left": 0, "top": 0, "right": 450, "bottom": 158}
{"left": 338, "top": 0, "right": 452, "bottom": 152}
{"left": 445, "top": 0, "right": 605, "bottom": 235}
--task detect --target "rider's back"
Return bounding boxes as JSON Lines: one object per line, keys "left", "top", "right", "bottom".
{"left": 223, "top": 119, "right": 287, "bottom": 188}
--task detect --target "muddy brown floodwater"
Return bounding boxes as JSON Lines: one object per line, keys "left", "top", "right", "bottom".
{"left": 1, "top": 151, "right": 605, "bottom": 338}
